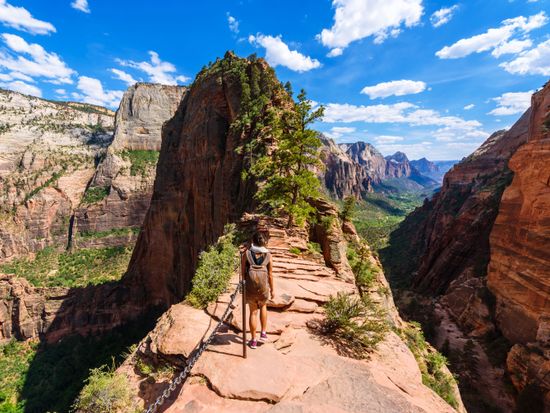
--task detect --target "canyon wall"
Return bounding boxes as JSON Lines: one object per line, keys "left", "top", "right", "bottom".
{"left": 487, "top": 82, "right": 550, "bottom": 405}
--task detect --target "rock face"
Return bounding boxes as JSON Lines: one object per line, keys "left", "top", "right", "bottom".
{"left": 0, "top": 89, "right": 115, "bottom": 260}
{"left": 73, "top": 83, "right": 186, "bottom": 247}
{"left": 122, "top": 55, "right": 287, "bottom": 308}
{"left": 382, "top": 83, "right": 550, "bottom": 411}
{"left": 320, "top": 140, "right": 437, "bottom": 198}
{"left": 319, "top": 136, "right": 374, "bottom": 199}
{"left": 487, "top": 82, "right": 550, "bottom": 403}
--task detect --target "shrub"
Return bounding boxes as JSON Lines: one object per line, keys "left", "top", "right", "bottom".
{"left": 73, "top": 366, "right": 134, "bottom": 413}
{"left": 289, "top": 246, "right": 301, "bottom": 255}
{"left": 340, "top": 196, "right": 356, "bottom": 221}
{"left": 0, "top": 340, "right": 37, "bottom": 413}
{"left": 81, "top": 186, "right": 109, "bottom": 205}
{"left": 307, "top": 241, "right": 322, "bottom": 254}
{"left": 120, "top": 150, "right": 159, "bottom": 176}
{"left": 186, "top": 224, "right": 239, "bottom": 308}
{"left": 321, "top": 292, "right": 388, "bottom": 358}
{"left": 347, "top": 244, "right": 379, "bottom": 293}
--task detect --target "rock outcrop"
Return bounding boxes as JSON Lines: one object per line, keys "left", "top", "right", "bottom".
{"left": 116, "top": 218, "right": 462, "bottom": 413}
{"left": 0, "top": 89, "right": 115, "bottom": 260}
{"left": 73, "top": 83, "right": 186, "bottom": 247}
{"left": 487, "top": 82, "right": 550, "bottom": 404}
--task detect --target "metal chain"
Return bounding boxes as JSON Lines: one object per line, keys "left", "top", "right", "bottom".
{"left": 145, "top": 281, "right": 242, "bottom": 413}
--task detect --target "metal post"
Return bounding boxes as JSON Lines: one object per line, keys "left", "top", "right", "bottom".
{"left": 240, "top": 251, "right": 247, "bottom": 359}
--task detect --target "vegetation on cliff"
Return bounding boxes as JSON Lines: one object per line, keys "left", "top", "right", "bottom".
{"left": 186, "top": 224, "right": 239, "bottom": 308}
{"left": 0, "top": 246, "right": 132, "bottom": 287}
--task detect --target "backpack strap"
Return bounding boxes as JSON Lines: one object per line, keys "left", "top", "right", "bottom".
{"left": 246, "top": 249, "right": 270, "bottom": 266}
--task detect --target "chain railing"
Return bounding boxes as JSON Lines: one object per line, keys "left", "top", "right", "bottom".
{"left": 145, "top": 281, "right": 243, "bottom": 413}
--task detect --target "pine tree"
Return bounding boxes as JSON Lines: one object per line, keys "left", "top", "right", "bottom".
{"left": 255, "top": 89, "right": 325, "bottom": 227}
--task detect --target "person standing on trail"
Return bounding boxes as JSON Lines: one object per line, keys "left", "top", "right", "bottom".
{"left": 242, "top": 232, "right": 274, "bottom": 349}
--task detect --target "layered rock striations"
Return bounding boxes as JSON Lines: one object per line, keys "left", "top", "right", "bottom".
{"left": 73, "top": 83, "right": 186, "bottom": 247}
{"left": 487, "top": 82, "right": 550, "bottom": 403}
{"left": 0, "top": 89, "right": 115, "bottom": 260}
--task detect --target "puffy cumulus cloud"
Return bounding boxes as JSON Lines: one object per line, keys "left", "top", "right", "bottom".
{"left": 489, "top": 91, "right": 533, "bottom": 116}
{"left": 72, "top": 76, "right": 123, "bottom": 108}
{"left": 0, "top": 34, "right": 75, "bottom": 84}
{"left": 436, "top": 12, "right": 547, "bottom": 59}
{"left": 360, "top": 80, "right": 427, "bottom": 99}
{"left": 464, "top": 104, "right": 475, "bottom": 110}
{"left": 433, "top": 126, "right": 489, "bottom": 142}
{"left": 116, "top": 51, "right": 190, "bottom": 85}
{"left": 55, "top": 88, "right": 68, "bottom": 98}
{"left": 500, "top": 39, "right": 550, "bottom": 76}
{"left": 0, "top": 79, "right": 41, "bottom": 96}
{"left": 227, "top": 13, "right": 239, "bottom": 34}
{"left": 374, "top": 135, "right": 404, "bottom": 144}
{"left": 430, "top": 5, "right": 459, "bottom": 28}
{"left": 492, "top": 39, "right": 532, "bottom": 58}
{"left": 325, "top": 126, "right": 356, "bottom": 140}
{"left": 71, "top": 0, "right": 90, "bottom": 14}
{"left": 318, "top": 0, "right": 423, "bottom": 54}
{"left": 0, "top": 0, "right": 55, "bottom": 34}
{"left": 249, "top": 34, "right": 321, "bottom": 72}
{"left": 110, "top": 68, "right": 137, "bottom": 86}
{"left": 323, "top": 101, "right": 482, "bottom": 130}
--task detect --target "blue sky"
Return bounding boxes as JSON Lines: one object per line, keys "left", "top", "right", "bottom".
{"left": 0, "top": 0, "right": 548, "bottom": 160}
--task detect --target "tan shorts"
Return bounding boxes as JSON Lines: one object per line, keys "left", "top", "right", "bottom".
{"left": 247, "top": 298, "right": 267, "bottom": 308}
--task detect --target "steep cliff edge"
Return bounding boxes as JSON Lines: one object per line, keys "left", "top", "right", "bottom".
{"left": 73, "top": 83, "right": 186, "bottom": 248}
{"left": 487, "top": 82, "right": 550, "bottom": 406}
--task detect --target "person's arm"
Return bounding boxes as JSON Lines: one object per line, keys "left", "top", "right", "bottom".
{"left": 268, "top": 256, "right": 274, "bottom": 299}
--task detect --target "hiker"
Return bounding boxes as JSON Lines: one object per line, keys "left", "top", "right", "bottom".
{"left": 242, "top": 231, "right": 274, "bottom": 349}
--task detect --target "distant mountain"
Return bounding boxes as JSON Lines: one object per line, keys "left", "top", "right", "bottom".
{"left": 319, "top": 138, "right": 439, "bottom": 198}
{"left": 410, "top": 158, "right": 458, "bottom": 183}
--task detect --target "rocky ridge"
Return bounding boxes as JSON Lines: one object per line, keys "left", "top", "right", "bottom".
{"left": 116, "top": 216, "right": 463, "bottom": 413}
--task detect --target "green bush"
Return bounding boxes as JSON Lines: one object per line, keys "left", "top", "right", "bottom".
{"left": 322, "top": 292, "right": 388, "bottom": 358}
{"left": 81, "top": 186, "right": 109, "bottom": 205}
{"left": 307, "top": 241, "right": 322, "bottom": 254}
{"left": 79, "top": 227, "right": 141, "bottom": 239}
{"left": 73, "top": 366, "right": 134, "bottom": 413}
{"left": 186, "top": 224, "right": 239, "bottom": 308}
{"left": 120, "top": 150, "right": 160, "bottom": 176}
{"left": 347, "top": 244, "right": 379, "bottom": 293}
{"left": 289, "top": 246, "right": 301, "bottom": 255}
{"left": 340, "top": 196, "right": 356, "bottom": 221}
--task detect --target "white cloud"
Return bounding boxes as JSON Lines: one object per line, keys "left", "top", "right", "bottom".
{"left": 374, "top": 135, "right": 404, "bottom": 144}
{"left": 72, "top": 76, "right": 123, "bottom": 108}
{"left": 117, "top": 51, "right": 190, "bottom": 85}
{"left": 110, "top": 68, "right": 137, "bottom": 86}
{"left": 489, "top": 91, "right": 532, "bottom": 116}
{"left": 318, "top": 0, "right": 423, "bottom": 53}
{"left": 227, "top": 13, "right": 239, "bottom": 34}
{"left": 500, "top": 39, "right": 550, "bottom": 75}
{"left": 436, "top": 12, "right": 547, "bottom": 59}
{"left": 249, "top": 34, "right": 321, "bottom": 72}
{"left": 324, "top": 102, "right": 482, "bottom": 129}
{"left": 0, "top": 34, "right": 75, "bottom": 84}
{"left": 491, "top": 38, "right": 532, "bottom": 57}
{"left": 464, "top": 104, "right": 475, "bottom": 110}
{"left": 327, "top": 47, "right": 343, "bottom": 57}
{"left": 0, "top": 79, "right": 41, "bottom": 96}
{"left": 55, "top": 88, "right": 67, "bottom": 98}
{"left": 325, "top": 126, "right": 356, "bottom": 140}
{"left": 360, "top": 79, "right": 427, "bottom": 99}
{"left": 430, "top": 5, "right": 458, "bottom": 28}
{"left": 71, "top": 0, "right": 90, "bottom": 13}
{"left": 0, "top": 0, "right": 55, "bottom": 34}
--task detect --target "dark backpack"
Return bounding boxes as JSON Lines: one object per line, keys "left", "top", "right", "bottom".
{"left": 245, "top": 250, "right": 270, "bottom": 301}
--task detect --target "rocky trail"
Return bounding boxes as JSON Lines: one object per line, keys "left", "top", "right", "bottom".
{"left": 118, "top": 225, "right": 457, "bottom": 413}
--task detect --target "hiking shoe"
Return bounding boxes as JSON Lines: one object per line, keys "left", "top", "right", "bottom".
{"left": 259, "top": 332, "right": 268, "bottom": 342}
{"left": 248, "top": 339, "right": 258, "bottom": 349}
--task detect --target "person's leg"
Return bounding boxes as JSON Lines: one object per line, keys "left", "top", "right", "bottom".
{"left": 260, "top": 303, "right": 268, "bottom": 334}
{"left": 248, "top": 302, "right": 258, "bottom": 342}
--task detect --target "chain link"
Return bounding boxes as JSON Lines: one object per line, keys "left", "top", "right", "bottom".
{"left": 145, "top": 282, "right": 243, "bottom": 413}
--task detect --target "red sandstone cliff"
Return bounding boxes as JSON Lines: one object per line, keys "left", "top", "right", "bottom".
{"left": 487, "top": 82, "right": 550, "bottom": 405}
